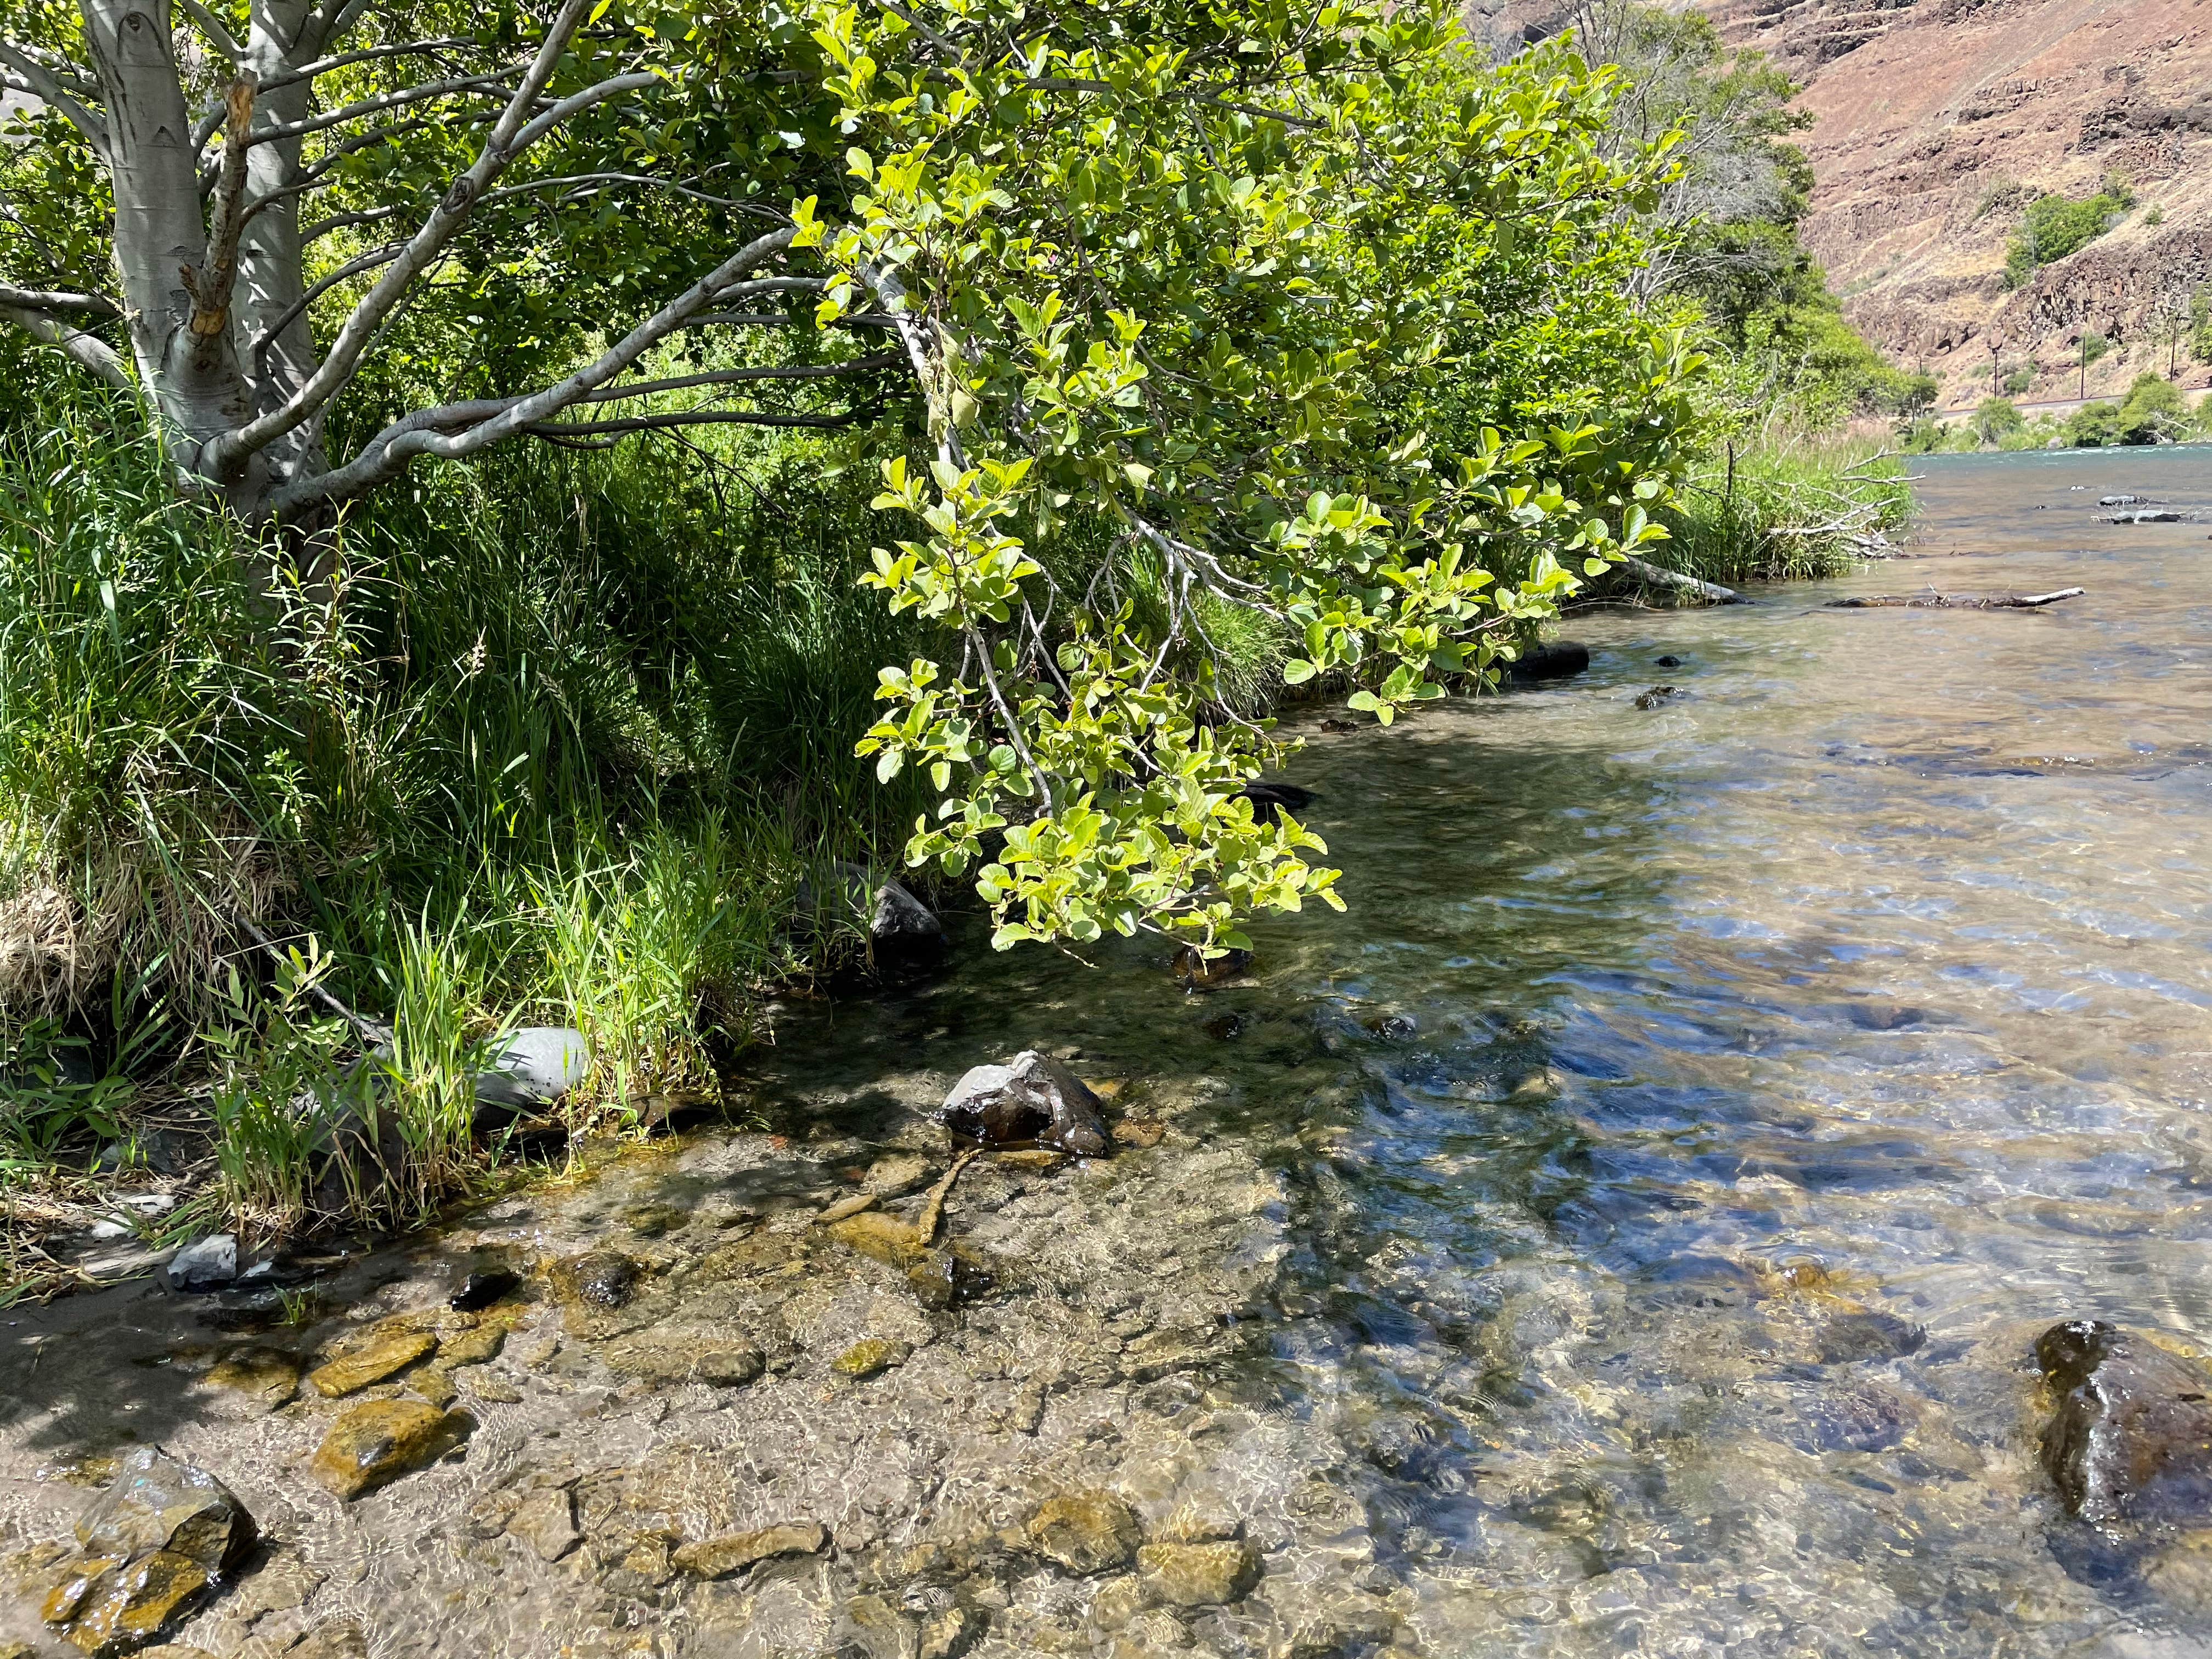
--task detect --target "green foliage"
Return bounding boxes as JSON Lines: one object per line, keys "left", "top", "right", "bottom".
{"left": 817, "top": 2, "right": 1701, "bottom": 954}
{"left": 1974, "top": 397, "right": 2024, "bottom": 444}
{"left": 2080, "top": 331, "right": 2111, "bottom": 368}
{"left": 2063, "top": 401, "right": 2123, "bottom": 448}
{"left": 2006, "top": 182, "right": 2134, "bottom": 289}
{"left": 2002, "top": 363, "right": 2036, "bottom": 396}
{"left": 1652, "top": 438, "right": 1909, "bottom": 583}
{"left": 2117, "top": 373, "right": 2188, "bottom": 444}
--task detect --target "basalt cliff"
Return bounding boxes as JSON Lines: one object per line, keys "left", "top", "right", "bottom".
{"left": 1475, "top": 0, "right": 2212, "bottom": 410}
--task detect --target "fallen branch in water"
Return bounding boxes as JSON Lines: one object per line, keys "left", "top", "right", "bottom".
{"left": 917, "top": 1147, "right": 981, "bottom": 1243}
{"left": 1824, "top": 587, "right": 2086, "bottom": 610}
{"left": 1617, "top": 554, "right": 1747, "bottom": 605}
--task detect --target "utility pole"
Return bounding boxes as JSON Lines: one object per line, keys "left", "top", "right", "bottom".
{"left": 1990, "top": 334, "right": 2002, "bottom": 399}
{"left": 2080, "top": 335, "right": 2088, "bottom": 400}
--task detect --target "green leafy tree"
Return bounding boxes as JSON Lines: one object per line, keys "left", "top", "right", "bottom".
{"left": 0, "top": 0, "right": 1703, "bottom": 956}
{"left": 2117, "top": 372, "right": 2186, "bottom": 444}
{"left": 2006, "top": 182, "right": 2132, "bottom": 289}
{"left": 1973, "top": 397, "right": 2022, "bottom": 444}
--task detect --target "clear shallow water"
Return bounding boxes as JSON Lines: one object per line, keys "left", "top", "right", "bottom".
{"left": 766, "top": 445, "right": 2212, "bottom": 1654}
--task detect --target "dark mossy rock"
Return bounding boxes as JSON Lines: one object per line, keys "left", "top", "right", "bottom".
{"left": 1507, "top": 642, "right": 1589, "bottom": 681}
{"left": 1237, "top": 782, "right": 1316, "bottom": 825}
{"left": 935, "top": 1052, "right": 1107, "bottom": 1156}
{"left": 1173, "top": 945, "right": 1252, "bottom": 990}
{"left": 2038, "top": 1320, "right": 2212, "bottom": 1525}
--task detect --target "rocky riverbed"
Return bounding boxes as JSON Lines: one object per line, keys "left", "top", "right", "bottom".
{"left": 1, "top": 1052, "right": 1412, "bottom": 1659}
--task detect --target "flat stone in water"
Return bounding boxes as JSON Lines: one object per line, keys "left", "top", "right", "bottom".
{"left": 1818, "top": 1311, "right": 1928, "bottom": 1364}
{"left": 1136, "top": 1539, "right": 1263, "bottom": 1607}
{"left": 827, "top": 1211, "right": 929, "bottom": 1266}
{"left": 602, "top": 1323, "right": 765, "bottom": 1388}
{"left": 307, "top": 1332, "right": 436, "bottom": 1398}
{"left": 506, "top": 1487, "right": 579, "bottom": 1562}
{"left": 202, "top": 1345, "right": 301, "bottom": 1408}
{"left": 832, "top": 1338, "right": 913, "bottom": 1379}
{"left": 309, "top": 1400, "right": 469, "bottom": 1499}
{"left": 671, "top": 1521, "right": 828, "bottom": 1579}
{"left": 48, "top": 1549, "right": 210, "bottom": 1656}
{"left": 1023, "top": 1492, "right": 1141, "bottom": 1575}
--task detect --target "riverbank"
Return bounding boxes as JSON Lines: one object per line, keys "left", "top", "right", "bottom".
{"left": 7, "top": 446, "right": 2212, "bottom": 1657}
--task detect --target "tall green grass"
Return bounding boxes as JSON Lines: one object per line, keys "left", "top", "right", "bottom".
{"left": 0, "top": 337, "right": 935, "bottom": 1243}
{"left": 1647, "top": 434, "right": 1914, "bottom": 585}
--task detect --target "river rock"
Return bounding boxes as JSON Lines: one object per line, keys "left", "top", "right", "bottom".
{"left": 2036, "top": 1319, "right": 2212, "bottom": 1523}
{"left": 163, "top": 1234, "right": 238, "bottom": 1293}
{"left": 40, "top": 1449, "right": 257, "bottom": 1655}
{"left": 803, "top": 862, "right": 945, "bottom": 958}
{"left": 310, "top": 1399, "right": 469, "bottom": 1499}
{"left": 551, "top": 1249, "right": 639, "bottom": 1310}
{"left": 828, "top": 1211, "right": 930, "bottom": 1266}
{"left": 506, "top": 1487, "right": 579, "bottom": 1562}
{"left": 671, "top": 1520, "right": 828, "bottom": 1579}
{"left": 1173, "top": 945, "right": 1252, "bottom": 989}
{"left": 449, "top": 1269, "right": 520, "bottom": 1313}
{"left": 1238, "top": 782, "right": 1316, "bottom": 825}
{"left": 1634, "top": 685, "right": 1679, "bottom": 710}
{"left": 1136, "top": 1539, "right": 1263, "bottom": 1607}
{"left": 203, "top": 1345, "right": 301, "bottom": 1408}
{"left": 2098, "top": 494, "right": 2144, "bottom": 506}
{"left": 1506, "top": 641, "right": 1590, "bottom": 681}
{"left": 935, "top": 1052, "right": 1108, "bottom": 1156}
{"left": 1024, "top": 1492, "right": 1141, "bottom": 1575}
{"left": 832, "top": 1338, "right": 913, "bottom": 1379}
{"left": 472, "top": 1026, "right": 590, "bottom": 1111}
{"left": 603, "top": 1323, "right": 765, "bottom": 1388}
{"left": 307, "top": 1331, "right": 436, "bottom": 1398}
{"left": 1818, "top": 1311, "right": 1927, "bottom": 1365}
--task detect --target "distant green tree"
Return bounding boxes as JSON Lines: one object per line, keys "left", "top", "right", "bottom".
{"left": 2191, "top": 287, "right": 2212, "bottom": 364}
{"left": 2117, "top": 373, "right": 2187, "bottom": 443}
{"left": 2063, "top": 402, "right": 2123, "bottom": 448}
{"left": 1974, "top": 397, "right": 2023, "bottom": 444}
{"left": 2002, "top": 363, "right": 2036, "bottom": 396}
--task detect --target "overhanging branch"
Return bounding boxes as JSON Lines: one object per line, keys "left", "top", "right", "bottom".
{"left": 0, "top": 301, "right": 131, "bottom": 392}
{"left": 0, "top": 41, "right": 107, "bottom": 157}
{"left": 204, "top": 0, "right": 619, "bottom": 481}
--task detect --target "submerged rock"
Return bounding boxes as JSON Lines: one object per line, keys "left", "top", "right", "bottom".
{"left": 671, "top": 1521, "right": 828, "bottom": 1579}
{"left": 1634, "top": 685, "right": 1680, "bottom": 710}
{"left": 307, "top": 1331, "right": 435, "bottom": 1398}
{"left": 1818, "top": 1311, "right": 1928, "bottom": 1365}
{"left": 41, "top": 1448, "right": 256, "bottom": 1655}
{"left": 163, "top": 1234, "right": 238, "bottom": 1294}
{"left": 1136, "top": 1539, "right": 1263, "bottom": 1607}
{"left": 449, "top": 1269, "right": 520, "bottom": 1313}
{"left": 1508, "top": 641, "right": 1590, "bottom": 681}
{"left": 506, "top": 1487, "right": 579, "bottom": 1563}
{"left": 603, "top": 1323, "right": 765, "bottom": 1389}
{"left": 832, "top": 1338, "right": 913, "bottom": 1379}
{"left": 2037, "top": 1319, "right": 2212, "bottom": 1524}
{"left": 935, "top": 1052, "right": 1108, "bottom": 1156}
{"left": 203, "top": 1345, "right": 301, "bottom": 1408}
{"left": 310, "top": 1399, "right": 470, "bottom": 1499}
{"left": 1172, "top": 945, "right": 1252, "bottom": 990}
{"left": 1024, "top": 1492, "right": 1141, "bottom": 1575}
{"left": 1238, "top": 782, "right": 1316, "bottom": 825}
{"left": 550, "top": 1249, "right": 639, "bottom": 1311}
{"left": 828, "top": 1211, "right": 930, "bottom": 1267}
{"left": 472, "top": 1027, "right": 589, "bottom": 1110}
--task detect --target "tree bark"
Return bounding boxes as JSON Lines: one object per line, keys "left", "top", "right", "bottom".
{"left": 79, "top": 0, "right": 262, "bottom": 502}
{"left": 235, "top": 0, "right": 330, "bottom": 486}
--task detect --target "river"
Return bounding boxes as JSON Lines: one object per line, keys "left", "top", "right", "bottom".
{"left": 4, "top": 447, "right": 2210, "bottom": 1658}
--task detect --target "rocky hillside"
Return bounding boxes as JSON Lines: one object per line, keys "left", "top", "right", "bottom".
{"left": 1476, "top": 0, "right": 2212, "bottom": 410}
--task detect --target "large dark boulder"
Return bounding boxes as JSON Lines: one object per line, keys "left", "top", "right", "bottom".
{"left": 1506, "top": 642, "right": 1589, "bottom": 682}
{"left": 936, "top": 1052, "right": 1108, "bottom": 1155}
{"left": 2036, "top": 1320, "right": 2212, "bottom": 1524}
{"left": 1238, "top": 782, "right": 1316, "bottom": 825}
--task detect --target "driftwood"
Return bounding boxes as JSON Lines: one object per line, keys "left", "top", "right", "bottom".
{"left": 1618, "top": 554, "right": 1747, "bottom": 606}
{"left": 1824, "top": 587, "right": 2085, "bottom": 611}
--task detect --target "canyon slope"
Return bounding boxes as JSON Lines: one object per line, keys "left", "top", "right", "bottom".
{"left": 1475, "top": 0, "right": 2212, "bottom": 409}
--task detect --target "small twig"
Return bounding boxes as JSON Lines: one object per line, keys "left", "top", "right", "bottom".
{"left": 916, "top": 1148, "right": 981, "bottom": 1243}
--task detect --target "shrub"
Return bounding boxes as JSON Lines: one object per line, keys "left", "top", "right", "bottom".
{"left": 1974, "top": 398, "right": 2024, "bottom": 444}
{"left": 2006, "top": 185, "right": 2133, "bottom": 287}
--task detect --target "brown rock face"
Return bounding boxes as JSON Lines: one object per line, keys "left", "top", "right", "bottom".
{"left": 1474, "top": 0, "right": 2212, "bottom": 410}
{"left": 2036, "top": 1319, "right": 2212, "bottom": 1525}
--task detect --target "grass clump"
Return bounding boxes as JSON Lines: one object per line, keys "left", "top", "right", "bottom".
{"left": 1646, "top": 437, "right": 1913, "bottom": 584}
{"left": 0, "top": 337, "right": 935, "bottom": 1251}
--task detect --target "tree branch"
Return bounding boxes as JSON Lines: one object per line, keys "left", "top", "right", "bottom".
{"left": 177, "top": 0, "right": 246, "bottom": 61}
{"left": 0, "top": 40, "right": 106, "bottom": 156}
{"left": 242, "top": 69, "right": 527, "bottom": 149}
{"left": 249, "top": 240, "right": 403, "bottom": 359}
{"left": 0, "top": 301, "right": 131, "bottom": 392}
{"left": 523, "top": 404, "right": 884, "bottom": 439}
{"left": 270, "top": 224, "right": 804, "bottom": 510}
{"left": 0, "top": 284, "right": 116, "bottom": 315}
{"left": 298, "top": 205, "right": 403, "bottom": 246}
{"left": 183, "top": 77, "right": 257, "bottom": 341}
{"left": 204, "top": 1, "right": 622, "bottom": 481}
{"left": 259, "top": 37, "right": 480, "bottom": 94}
